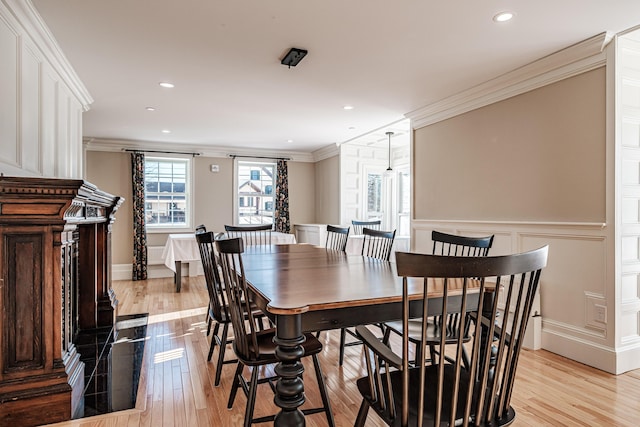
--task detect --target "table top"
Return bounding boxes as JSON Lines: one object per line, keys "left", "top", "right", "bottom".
{"left": 241, "top": 244, "right": 473, "bottom": 316}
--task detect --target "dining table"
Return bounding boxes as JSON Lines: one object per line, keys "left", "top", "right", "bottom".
{"left": 239, "top": 243, "right": 481, "bottom": 427}
{"left": 162, "top": 231, "right": 297, "bottom": 291}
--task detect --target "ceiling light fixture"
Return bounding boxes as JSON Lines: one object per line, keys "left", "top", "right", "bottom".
{"left": 493, "top": 11, "right": 514, "bottom": 22}
{"left": 159, "top": 82, "right": 175, "bottom": 88}
{"left": 287, "top": 139, "right": 294, "bottom": 143}
{"left": 161, "top": 129, "right": 171, "bottom": 134}
{"left": 280, "top": 48, "right": 308, "bottom": 68}
{"left": 343, "top": 105, "right": 354, "bottom": 110}
{"left": 385, "top": 131, "right": 394, "bottom": 173}
{"left": 145, "top": 107, "right": 156, "bottom": 111}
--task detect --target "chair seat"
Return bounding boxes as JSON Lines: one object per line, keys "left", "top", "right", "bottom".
{"left": 356, "top": 364, "right": 506, "bottom": 427}
{"left": 234, "top": 329, "right": 323, "bottom": 366}
{"left": 384, "top": 319, "right": 470, "bottom": 344}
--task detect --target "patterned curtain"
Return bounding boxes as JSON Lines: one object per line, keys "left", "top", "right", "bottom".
{"left": 274, "top": 159, "right": 290, "bottom": 233}
{"left": 131, "top": 151, "right": 148, "bottom": 280}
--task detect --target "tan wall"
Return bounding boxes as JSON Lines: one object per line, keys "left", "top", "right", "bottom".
{"left": 85, "top": 151, "right": 317, "bottom": 265}
{"left": 85, "top": 151, "right": 133, "bottom": 264}
{"left": 314, "top": 155, "right": 340, "bottom": 224}
{"left": 413, "top": 67, "right": 606, "bottom": 223}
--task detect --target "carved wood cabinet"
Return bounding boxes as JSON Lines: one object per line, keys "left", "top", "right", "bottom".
{"left": 0, "top": 177, "right": 123, "bottom": 426}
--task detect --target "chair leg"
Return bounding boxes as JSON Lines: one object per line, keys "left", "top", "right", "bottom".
{"left": 311, "top": 354, "right": 335, "bottom": 427}
{"left": 354, "top": 399, "right": 370, "bottom": 427}
{"left": 227, "top": 362, "right": 244, "bottom": 409}
{"left": 244, "top": 367, "right": 260, "bottom": 427}
{"left": 206, "top": 316, "right": 213, "bottom": 336}
{"left": 339, "top": 328, "right": 347, "bottom": 366}
{"left": 214, "top": 323, "right": 230, "bottom": 385}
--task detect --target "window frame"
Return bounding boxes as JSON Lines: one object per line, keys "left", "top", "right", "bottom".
{"left": 144, "top": 155, "right": 194, "bottom": 234}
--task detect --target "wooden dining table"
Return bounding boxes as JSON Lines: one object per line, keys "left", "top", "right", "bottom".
{"left": 240, "top": 243, "right": 481, "bottom": 427}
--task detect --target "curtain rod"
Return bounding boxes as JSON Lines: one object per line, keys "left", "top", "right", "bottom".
{"left": 229, "top": 154, "right": 291, "bottom": 161}
{"left": 123, "top": 149, "right": 201, "bottom": 156}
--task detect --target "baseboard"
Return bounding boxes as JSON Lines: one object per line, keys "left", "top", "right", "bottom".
{"left": 112, "top": 263, "right": 202, "bottom": 281}
{"left": 541, "top": 328, "right": 617, "bottom": 373}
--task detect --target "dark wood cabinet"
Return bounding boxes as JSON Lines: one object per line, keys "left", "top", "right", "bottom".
{"left": 0, "top": 177, "right": 123, "bottom": 426}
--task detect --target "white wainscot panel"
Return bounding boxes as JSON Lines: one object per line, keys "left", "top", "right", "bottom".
{"left": 621, "top": 273, "right": 640, "bottom": 303}
{"left": 0, "top": 18, "right": 18, "bottom": 167}
{"left": 622, "top": 235, "right": 640, "bottom": 263}
{"left": 343, "top": 158, "right": 358, "bottom": 173}
{"left": 620, "top": 306, "right": 640, "bottom": 342}
{"left": 341, "top": 145, "right": 359, "bottom": 157}
{"left": 56, "top": 88, "right": 70, "bottom": 177}
{"left": 357, "top": 147, "right": 375, "bottom": 159}
{"left": 345, "top": 173, "right": 359, "bottom": 189}
{"left": 20, "top": 42, "right": 41, "bottom": 174}
{"left": 41, "top": 68, "right": 57, "bottom": 177}
{"left": 622, "top": 120, "right": 640, "bottom": 148}
{"left": 622, "top": 197, "right": 640, "bottom": 224}
{"left": 622, "top": 158, "right": 640, "bottom": 186}
{"left": 621, "top": 80, "right": 640, "bottom": 109}
{"left": 520, "top": 234, "right": 606, "bottom": 330}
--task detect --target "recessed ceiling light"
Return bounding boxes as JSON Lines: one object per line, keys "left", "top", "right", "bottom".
{"left": 348, "top": 126, "right": 356, "bottom": 130}
{"left": 159, "top": 82, "right": 175, "bottom": 88}
{"left": 287, "top": 139, "right": 293, "bottom": 143}
{"left": 145, "top": 107, "right": 156, "bottom": 111}
{"left": 161, "top": 129, "right": 171, "bottom": 134}
{"left": 343, "top": 105, "right": 354, "bottom": 110}
{"left": 493, "top": 11, "right": 514, "bottom": 22}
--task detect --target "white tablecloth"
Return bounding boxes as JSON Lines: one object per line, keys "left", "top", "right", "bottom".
{"left": 161, "top": 232, "right": 297, "bottom": 272}
{"left": 345, "top": 235, "right": 410, "bottom": 261}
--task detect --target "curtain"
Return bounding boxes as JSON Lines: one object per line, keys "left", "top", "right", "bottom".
{"left": 274, "top": 159, "right": 290, "bottom": 233}
{"left": 131, "top": 151, "right": 148, "bottom": 280}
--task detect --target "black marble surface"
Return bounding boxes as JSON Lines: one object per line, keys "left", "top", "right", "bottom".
{"left": 75, "top": 313, "right": 148, "bottom": 417}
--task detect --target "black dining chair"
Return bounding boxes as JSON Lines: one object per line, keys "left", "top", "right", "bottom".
{"left": 354, "top": 246, "right": 548, "bottom": 427}
{"left": 351, "top": 219, "right": 381, "bottom": 236}
{"left": 195, "top": 231, "right": 267, "bottom": 386}
{"left": 383, "top": 230, "right": 494, "bottom": 367}
{"left": 224, "top": 224, "right": 273, "bottom": 246}
{"left": 325, "top": 224, "right": 350, "bottom": 251}
{"left": 215, "top": 237, "right": 335, "bottom": 427}
{"left": 337, "top": 227, "right": 397, "bottom": 366}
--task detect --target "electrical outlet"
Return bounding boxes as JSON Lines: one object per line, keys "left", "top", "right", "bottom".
{"left": 594, "top": 304, "right": 607, "bottom": 324}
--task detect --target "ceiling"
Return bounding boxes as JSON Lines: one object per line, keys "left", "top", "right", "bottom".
{"left": 31, "top": 0, "right": 640, "bottom": 154}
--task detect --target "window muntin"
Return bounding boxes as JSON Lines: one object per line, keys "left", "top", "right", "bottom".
{"left": 237, "top": 161, "right": 275, "bottom": 225}
{"left": 144, "top": 157, "right": 190, "bottom": 229}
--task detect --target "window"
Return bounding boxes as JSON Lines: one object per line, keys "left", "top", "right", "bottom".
{"left": 144, "top": 157, "right": 191, "bottom": 230}
{"left": 366, "top": 172, "right": 382, "bottom": 219}
{"left": 236, "top": 161, "right": 275, "bottom": 225}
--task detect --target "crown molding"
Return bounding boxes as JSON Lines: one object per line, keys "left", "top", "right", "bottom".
{"left": 2, "top": 0, "right": 93, "bottom": 109}
{"left": 406, "top": 32, "right": 612, "bottom": 130}
{"left": 83, "top": 138, "right": 319, "bottom": 162}
{"left": 312, "top": 144, "right": 340, "bottom": 162}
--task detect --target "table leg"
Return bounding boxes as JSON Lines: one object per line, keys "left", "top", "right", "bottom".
{"left": 273, "top": 314, "right": 306, "bottom": 426}
{"left": 174, "top": 261, "right": 182, "bottom": 292}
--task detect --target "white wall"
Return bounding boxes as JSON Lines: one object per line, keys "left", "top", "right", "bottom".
{"left": 0, "top": 0, "right": 91, "bottom": 179}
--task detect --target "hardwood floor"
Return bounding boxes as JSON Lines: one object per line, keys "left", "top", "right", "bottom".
{"left": 45, "top": 276, "right": 640, "bottom": 427}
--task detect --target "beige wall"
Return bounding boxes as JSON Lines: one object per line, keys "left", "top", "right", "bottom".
{"left": 413, "top": 67, "right": 606, "bottom": 223}
{"left": 85, "top": 151, "right": 318, "bottom": 265}
{"left": 314, "top": 155, "right": 340, "bottom": 224}
{"left": 85, "top": 151, "right": 133, "bottom": 265}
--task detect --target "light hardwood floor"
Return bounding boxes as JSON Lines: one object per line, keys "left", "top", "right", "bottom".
{"left": 45, "top": 276, "right": 640, "bottom": 427}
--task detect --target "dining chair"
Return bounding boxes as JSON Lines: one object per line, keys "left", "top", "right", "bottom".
{"left": 383, "top": 230, "right": 494, "bottom": 367}
{"left": 354, "top": 246, "right": 548, "bottom": 427}
{"left": 195, "top": 223, "right": 207, "bottom": 234}
{"left": 215, "top": 237, "right": 335, "bottom": 427}
{"left": 337, "top": 227, "right": 397, "bottom": 365}
{"left": 351, "top": 219, "right": 381, "bottom": 236}
{"left": 195, "top": 231, "right": 267, "bottom": 387}
{"left": 224, "top": 224, "right": 273, "bottom": 246}
{"left": 325, "top": 224, "right": 350, "bottom": 251}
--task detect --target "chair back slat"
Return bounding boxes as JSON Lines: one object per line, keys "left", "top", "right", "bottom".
{"left": 361, "top": 228, "right": 396, "bottom": 261}
{"left": 195, "top": 231, "right": 229, "bottom": 323}
{"left": 432, "top": 230, "right": 494, "bottom": 257}
{"left": 224, "top": 224, "right": 273, "bottom": 246}
{"left": 215, "top": 237, "right": 261, "bottom": 361}
{"left": 325, "top": 225, "right": 350, "bottom": 251}
{"left": 389, "top": 247, "right": 548, "bottom": 427}
{"left": 352, "top": 220, "right": 381, "bottom": 236}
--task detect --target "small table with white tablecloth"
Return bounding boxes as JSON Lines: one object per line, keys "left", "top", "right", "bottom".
{"left": 162, "top": 231, "right": 297, "bottom": 291}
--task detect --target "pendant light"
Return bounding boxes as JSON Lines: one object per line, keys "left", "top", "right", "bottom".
{"left": 385, "top": 131, "right": 394, "bottom": 173}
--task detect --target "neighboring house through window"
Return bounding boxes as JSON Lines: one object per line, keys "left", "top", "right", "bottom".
{"left": 236, "top": 160, "right": 275, "bottom": 225}
{"left": 144, "top": 156, "right": 192, "bottom": 230}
